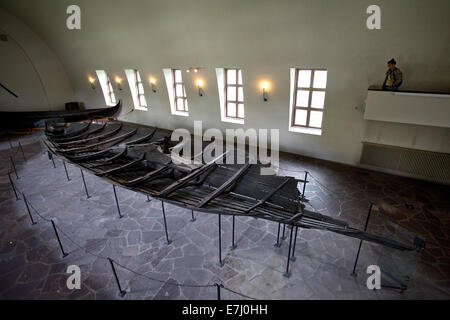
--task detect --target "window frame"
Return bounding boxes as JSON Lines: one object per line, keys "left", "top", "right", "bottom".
{"left": 172, "top": 69, "right": 188, "bottom": 112}
{"left": 224, "top": 68, "right": 244, "bottom": 120}
{"left": 134, "top": 69, "right": 146, "bottom": 108}
{"left": 291, "top": 68, "right": 327, "bottom": 129}
{"left": 106, "top": 76, "right": 116, "bottom": 105}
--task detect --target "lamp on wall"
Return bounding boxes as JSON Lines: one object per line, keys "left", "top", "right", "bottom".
{"left": 261, "top": 81, "right": 269, "bottom": 101}
{"left": 88, "top": 76, "right": 96, "bottom": 89}
{"left": 197, "top": 79, "right": 204, "bottom": 96}
{"left": 149, "top": 77, "right": 157, "bottom": 93}
{"left": 115, "top": 77, "right": 122, "bottom": 90}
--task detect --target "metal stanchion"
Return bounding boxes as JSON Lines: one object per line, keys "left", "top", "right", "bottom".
{"left": 18, "top": 141, "right": 26, "bottom": 160}
{"left": 302, "top": 171, "right": 308, "bottom": 200}
{"left": 191, "top": 209, "right": 196, "bottom": 222}
{"left": 112, "top": 185, "right": 123, "bottom": 218}
{"left": 281, "top": 224, "right": 286, "bottom": 240}
{"left": 351, "top": 203, "right": 373, "bottom": 277}
{"left": 216, "top": 283, "right": 222, "bottom": 300}
{"left": 48, "top": 152, "right": 56, "bottom": 168}
{"left": 8, "top": 172, "right": 19, "bottom": 200}
{"left": 23, "top": 193, "right": 36, "bottom": 225}
{"left": 291, "top": 226, "right": 299, "bottom": 261}
{"left": 51, "top": 219, "right": 68, "bottom": 258}
{"left": 80, "top": 169, "right": 90, "bottom": 199}
{"left": 146, "top": 195, "right": 151, "bottom": 202}
{"left": 108, "top": 258, "right": 126, "bottom": 297}
{"left": 161, "top": 201, "right": 172, "bottom": 244}
{"left": 283, "top": 224, "right": 295, "bottom": 278}
{"left": 10, "top": 156, "right": 18, "bottom": 179}
{"left": 218, "top": 214, "right": 223, "bottom": 267}
{"left": 63, "top": 161, "right": 71, "bottom": 181}
{"left": 274, "top": 222, "right": 281, "bottom": 247}
{"left": 230, "top": 215, "right": 236, "bottom": 250}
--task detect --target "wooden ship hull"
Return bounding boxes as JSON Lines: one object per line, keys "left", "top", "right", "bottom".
{"left": 0, "top": 101, "right": 121, "bottom": 130}
{"left": 43, "top": 119, "right": 421, "bottom": 252}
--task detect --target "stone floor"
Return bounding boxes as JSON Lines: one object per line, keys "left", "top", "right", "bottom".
{"left": 0, "top": 131, "right": 449, "bottom": 300}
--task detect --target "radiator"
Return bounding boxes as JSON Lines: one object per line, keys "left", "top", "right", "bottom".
{"left": 360, "top": 143, "right": 450, "bottom": 184}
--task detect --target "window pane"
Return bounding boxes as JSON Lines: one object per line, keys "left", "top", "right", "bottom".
{"left": 176, "top": 84, "right": 184, "bottom": 97}
{"left": 227, "top": 69, "right": 236, "bottom": 85}
{"left": 311, "top": 91, "right": 325, "bottom": 108}
{"left": 238, "top": 87, "right": 244, "bottom": 101}
{"left": 138, "top": 83, "right": 144, "bottom": 93}
{"left": 297, "top": 70, "right": 311, "bottom": 88}
{"left": 237, "top": 103, "right": 244, "bottom": 118}
{"left": 174, "top": 70, "right": 182, "bottom": 83}
{"left": 294, "top": 109, "right": 307, "bottom": 126}
{"left": 309, "top": 111, "right": 323, "bottom": 128}
{"left": 227, "top": 86, "right": 236, "bottom": 101}
{"left": 238, "top": 70, "right": 243, "bottom": 84}
{"left": 111, "top": 95, "right": 116, "bottom": 104}
{"left": 313, "top": 70, "right": 327, "bottom": 89}
{"left": 227, "top": 102, "right": 236, "bottom": 117}
{"left": 184, "top": 101, "right": 189, "bottom": 111}
{"left": 176, "top": 98, "right": 184, "bottom": 111}
{"left": 296, "top": 90, "right": 310, "bottom": 107}
{"left": 140, "top": 96, "right": 147, "bottom": 107}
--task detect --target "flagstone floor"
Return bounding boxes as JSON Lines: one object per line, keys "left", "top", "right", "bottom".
{"left": 0, "top": 131, "right": 449, "bottom": 300}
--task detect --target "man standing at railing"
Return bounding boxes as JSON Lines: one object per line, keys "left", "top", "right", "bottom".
{"left": 382, "top": 58, "right": 403, "bottom": 90}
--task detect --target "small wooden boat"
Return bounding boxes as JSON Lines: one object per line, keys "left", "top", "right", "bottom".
{"left": 43, "top": 120, "right": 424, "bottom": 252}
{"left": 0, "top": 101, "right": 121, "bottom": 130}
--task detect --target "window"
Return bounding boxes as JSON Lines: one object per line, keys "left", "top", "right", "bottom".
{"left": 124, "top": 69, "right": 147, "bottom": 110}
{"left": 225, "top": 69, "right": 244, "bottom": 119}
{"left": 289, "top": 68, "right": 327, "bottom": 135}
{"left": 173, "top": 69, "right": 188, "bottom": 112}
{"left": 163, "top": 68, "right": 189, "bottom": 116}
{"left": 96, "top": 70, "right": 117, "bottom": 106}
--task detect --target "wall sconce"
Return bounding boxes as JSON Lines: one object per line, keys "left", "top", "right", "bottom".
{"left": 88, "top": 76, "right": 96, "bottom": 89}
{"left": 261, "top": 82, "right": 269, "bottom": 101}
{"left": 149, "top": 77, "right": 157, "bottom": 92}
{"left": 186, "top": 67, "right": 202, "bottom": 73}
{"left": 197, "top": 79, "right": 204, "bottom": 96}
{"left": 115, "top": 77, "right": 122, "bottom": 90}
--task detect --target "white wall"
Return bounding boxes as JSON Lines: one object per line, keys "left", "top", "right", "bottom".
{"left": 0, "top": 0, "right": 448, "bottom": 165}
{"left": 0, "top": 7, "right": 75, "bottom": 111}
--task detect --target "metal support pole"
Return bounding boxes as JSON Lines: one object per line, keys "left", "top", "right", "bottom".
{"left": 80, "top": 169, "right": 90, "bottom": 199}
{"left": 10, "top": 156, "right": 18, "bottom": 179}
{"left": 23, "top": 193, "right": 36, "bottom": 225}
{"left": 161, "top": 201, "right": 172, "bottom": 245}
{"left": 218, "top": 214, "right": 223, "bottom": 267}
{"left": 146, "top": 195, "right": 151, "bottom": 202}
{"left": 281, "top": 224, "right": 286, "bottom": 240}
{"left": 7, "top": 135, "right": 13, "bottom": 149}
{"left": 302, "top": 171, "right": 308, "bottom": 200}
{"left": 191, "top": 209, "right": 196, "bottom": 222}
{"left": 18, "top": 141, "right": 26, "bottom": 161}
{"left": 51, "top": 219, "right": 68, "bottom": 258}
{"left": 283, "top": 224, "right": 295, "bottom": 278}
{"left": 230, "top": 215, "right": 236, "bottom": 250}
{"left": 274, "top": 222, "right": 281, "bottom": 247}
{"left": 216, "top": 283, "right": 221, "bottom": 300}
{"left": 291, "top": 226, "right": 299, "bottom": 261}
{"left": 62, "top": 161, "right": 70, "bottom": 181}
{"left": 113, "top": 185, "right": 123, "bottom": 218}
{"left": 351, "top": 203, "right": 373, "bottom": 277}
{"left": 108, "top": 258, "right": 126, "bottom": 297}
{"left": 49, "top": 152, "right": 56, "bottom": 168}
{"left": 8, "top": 172, "right": 19, "bottom": 200}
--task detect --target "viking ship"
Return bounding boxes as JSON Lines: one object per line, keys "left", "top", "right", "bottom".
{"left": 0, "top": 101, "right": 121, "bottom": 130}
{"left": 42, "top": 107, "right": 423, "bottom": 253}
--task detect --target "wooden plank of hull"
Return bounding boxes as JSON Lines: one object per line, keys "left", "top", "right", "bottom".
{"left": 51, "top": 123, "right": 107, "bottom": 144}
{"left": 55, "top": 123, "right": 121, "bottom": 146}
{"left": 244, "top": 178, "right": 290, "bottom": 213}
{"left": 96, "top": 154, "right": 145, "bottom": 176}
{"left": 125, "top": 128, "right": 156, "bottom": 145}
{"left": 61, "top": 128, "right": 138, "bottom": 153}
